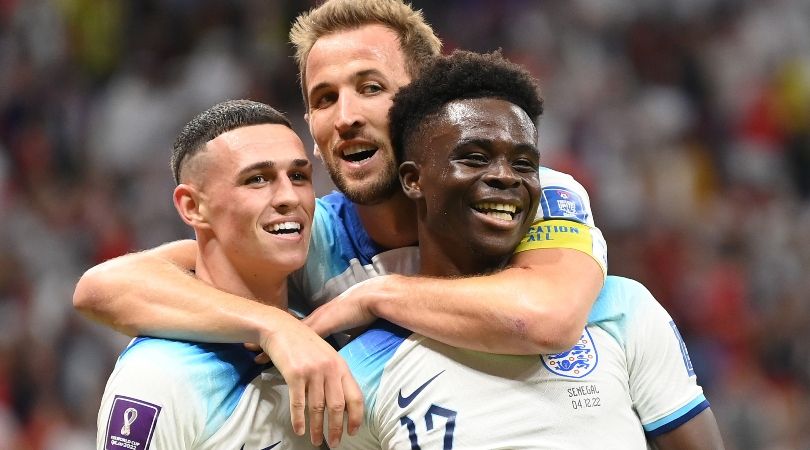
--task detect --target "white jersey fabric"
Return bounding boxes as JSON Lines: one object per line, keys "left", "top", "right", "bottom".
{"left": 96, "top": 338, "right": 313, "bottom": 450}
{"left": 338, "top": 276, "right": 708, "bottom": 450}
{"left": 289, "top": 167, "right": 608, "bottom": 316}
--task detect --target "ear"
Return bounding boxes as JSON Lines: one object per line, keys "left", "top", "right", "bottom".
{"left": 399, "top": 161, "right": 423, "bottom": 200}
{"left": 173, "top": 184, "right": 209, "bottom": 228}
{"left": 304, "top": 113, "right": 325, "bottom": 160}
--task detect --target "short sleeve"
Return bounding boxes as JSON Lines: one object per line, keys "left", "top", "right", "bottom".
{"left": 96, "top": 347, "right": 201, "bottom": 449}
{"left": 514, "top": 167, "right": 608, "bottom": 274}
{"left": 624, "top": 281, "right": 709, "bottom": 437}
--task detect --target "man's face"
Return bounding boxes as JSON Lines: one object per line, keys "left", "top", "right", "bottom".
{"left": 411, "top": 98, "right": 541, "bottom": 262}
{"left": 304, "top": 24, "right": 411, "bottom": 205}
{"left": 198, "top": 124, "right": 315, "bottom": 273}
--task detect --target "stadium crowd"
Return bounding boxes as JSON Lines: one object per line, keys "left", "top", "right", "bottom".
{"left": 0, "top": 0, "right": 808, "bottom": 448}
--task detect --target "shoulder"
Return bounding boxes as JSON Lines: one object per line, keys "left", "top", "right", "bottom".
{"left": 316, "top": 191, "right": 351, "bottom": 217}
{"left": 340, "top": 321, "right": 412, "bottom": 376}
{"left": 117, "top": 338, "right": 264, "bottom": 404}
{"left": 587, "top": 276, "right": 661, "bottom": 343}
{"left": 537, "top": 167, "right": 593, "bottom": 225}
{"left": 340, "top": 321, "right": 413, "bottom": 410}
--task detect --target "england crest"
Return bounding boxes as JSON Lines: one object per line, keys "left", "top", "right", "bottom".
{"left": 541, "top": 329, "right": 598, "bottom": 378}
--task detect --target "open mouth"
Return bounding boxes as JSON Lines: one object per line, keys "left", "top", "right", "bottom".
{"left": 342, "top": 144, "right": 378, "bottom": 163}
{"left": 263, "top": 221, "right": 302, "bottom": 235}
{"left": 472, "top": 202, "right": 521, "bottom": 221}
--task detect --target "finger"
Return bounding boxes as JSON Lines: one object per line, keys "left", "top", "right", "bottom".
{"left": 244, "top": 342, "right": 262, "bottom": 352}
{"left": 302, "top": 311, "right": 329, "bottom": 336}
{"left": 253, "top": 352, "right": 271, "bottom": 365}
{"left": 342, "top": 372, "right": 364, "bottom": 436}
{"left": 324, "top": 373, "right": 348, "bottom": 448}
{"left": 308, "top": 374, "right": 326, "bottom": 446}
{"left": 288, "top": 378, "right": 307, "bottom": 436}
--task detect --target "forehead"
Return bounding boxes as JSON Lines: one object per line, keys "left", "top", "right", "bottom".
{"left": 206, "top": 123, "right": 307, "bottom": 169}
{"left": 432, "top": 98, "right": 537, "bottom": 145}
{"left": 305, "top": 24, "right": 409, "bottom": 91}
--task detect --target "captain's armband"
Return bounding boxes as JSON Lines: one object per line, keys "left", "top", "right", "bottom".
{"left": 515, "top": 219, "right": 608, "bottom": 275}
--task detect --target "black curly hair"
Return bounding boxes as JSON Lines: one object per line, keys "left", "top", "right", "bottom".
{"left": 389, "top": 50, "right": 544, "bottom": 164}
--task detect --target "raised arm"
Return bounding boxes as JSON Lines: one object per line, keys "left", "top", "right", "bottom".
{"left": 73, "top": 240, "right": 363, "bottom": 447}
{"left": 74, "top": 240, "right": 315, "bottom": 344}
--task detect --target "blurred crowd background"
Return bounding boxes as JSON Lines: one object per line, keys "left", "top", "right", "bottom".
{"left": 1, "top": 0, "right": 808, "bottom": 448}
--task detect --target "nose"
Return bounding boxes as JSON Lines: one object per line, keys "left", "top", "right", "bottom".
{"left": 483, "top": 159, "right": 521, "bottom": 189}
{"left": 334, "top": 91, "right": 365, "bottom": 135}
{"left": 271, "top": 176, "right": 301, "bottom": 213}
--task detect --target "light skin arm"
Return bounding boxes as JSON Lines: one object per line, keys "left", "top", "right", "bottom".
{"left": 73, "top": 240, "right": 362, "bottom": 448}
{"left": 303, "top": 247, "right": 604, "bottom": 354}
{"left": 650, "top": 408, "right": 725, "bottom": 450}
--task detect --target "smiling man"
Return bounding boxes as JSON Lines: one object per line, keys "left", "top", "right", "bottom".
{"left": 337, "top": 51, "right": 725, "bottom": 450}
{"left": 95, "top": 100, "right": 344, "bottom": 449}
{"left": 75, "top": 1, "right": 606, "bottom": 447}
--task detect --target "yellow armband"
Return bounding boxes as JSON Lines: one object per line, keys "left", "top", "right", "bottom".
{"left": 515, "top": 219, "right": 608, "bottom": 275}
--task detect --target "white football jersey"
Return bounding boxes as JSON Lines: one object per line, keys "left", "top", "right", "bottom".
{"left": 338, "top": 276, "right": 707, "bottom": 449}
{"left": 97, "top": 339, "right": 314, "bottom": 450}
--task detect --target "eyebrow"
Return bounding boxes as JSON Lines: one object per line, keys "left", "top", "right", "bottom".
{"left": 236, "top": 158, "right": 311, "bottom": 177}
{"left": 308, "top": 69, "right": 386, "bottom": 98}
{"left": 457, "top": 138, "right": 538, "bottom": 152}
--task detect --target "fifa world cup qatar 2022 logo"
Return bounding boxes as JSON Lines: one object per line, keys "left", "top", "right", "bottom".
{"left": 121, "top": 407, "right": 138, "bottom": 436}
{"left": 104, "top": 396, "right": 161, "bottom": 449}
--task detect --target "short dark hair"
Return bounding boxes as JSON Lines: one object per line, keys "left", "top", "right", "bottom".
{"left": 170, "top": 99, "right": 292, "bottom": 184}
{"left": 389, "top": 50, "right": 544, "bottom": 163}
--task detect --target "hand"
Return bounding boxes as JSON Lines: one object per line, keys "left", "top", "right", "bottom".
{"left": 258, "top": 315, "right": 364, "bottom": 448}
{"left": 302, "top": 276, "right": 388, "bottom": 337}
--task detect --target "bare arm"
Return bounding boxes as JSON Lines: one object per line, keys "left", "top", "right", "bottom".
{"left": 304, "top": 247, "right": 604, "bottom": 354}
{"left": 650, "top": 408, "right": 725, "bottom": 450}
{"left": 73, "top": 240, "right": 363, "bottom": 447}
{"left": 74, "top": 240, "right": 278, "bottom": 341}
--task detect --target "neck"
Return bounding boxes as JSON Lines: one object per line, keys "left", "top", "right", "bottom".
{"left": 355, "top": 191, "right": 418, "bottom": 249}
{"left": 417, "top": 230, "right": 509, "bottom": 278}
{"left": 194, "top": 236, "right": 289, "bottom": 310}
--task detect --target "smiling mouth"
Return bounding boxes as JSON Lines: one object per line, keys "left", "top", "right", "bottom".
{"left": 472, "top": 202, "right": 521, "bottom": 221}
{"left": 341, "top": 144, "right": 378, "bottom": 162}
{"left": 263, "top": 221, "right": 302, "bottom": 235}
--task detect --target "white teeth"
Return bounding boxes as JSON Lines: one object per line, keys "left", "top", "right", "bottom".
{"left": 487, "top": 211, "right": 513, "bottom": 221}
{"left": 271, "top": 222, "right": 301, "bottom": 232}
{"left": 342, "top": 144, "right": 376, "bottom": 156}
{"left": 474, "top": 202, "right": 517, "bottom": 214}
{"left": 473, "top": 202, "right": 519, "bottom": 221}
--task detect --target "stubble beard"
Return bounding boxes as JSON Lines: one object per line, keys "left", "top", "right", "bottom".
{"left": 327, "top": 156, "right": 401, "bottom": 205}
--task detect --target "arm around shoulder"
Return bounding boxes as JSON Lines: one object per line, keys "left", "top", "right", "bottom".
{"left": 359, "top": 246, "right": 603, "bottom": 355}
{"left": 73, "top": 239, "right": 198, "bottom": 335}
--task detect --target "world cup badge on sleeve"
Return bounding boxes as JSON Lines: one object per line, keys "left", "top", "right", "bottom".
{"left": 540, "top": 186, "right": 588, "bottom": 223}
{"left": 541, "top": 329, "right": 598, "bottom": 378}
{"left": 104, "top": 395, "right": 161, "bottom": 450}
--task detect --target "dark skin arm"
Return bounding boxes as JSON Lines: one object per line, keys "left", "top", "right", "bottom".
{"left": 650, "top": 408, "right": 725, "bottom": 450}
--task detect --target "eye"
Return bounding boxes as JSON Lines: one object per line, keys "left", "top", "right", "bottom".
{"left": 360, "top": 82, "right": 383, "bottom": 95}
{"left": 245, "top": 174, "right": 268, "bottom": 185}
{"left": 513, "top": 157, "right": 539, "bottom": 173}
{"left": 458, "top": 152, "right": 488, "bottom": 166}
{"left": 289, "top": 171, "right": 311, "bottom": 184}
{"left": 311, "top": 91, "right": 337, "bottom": 109}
